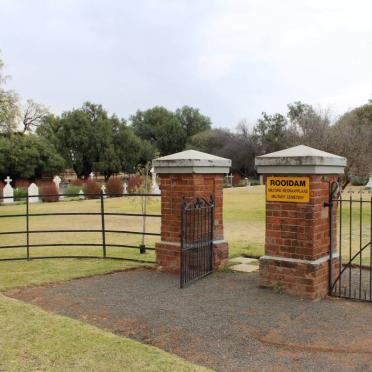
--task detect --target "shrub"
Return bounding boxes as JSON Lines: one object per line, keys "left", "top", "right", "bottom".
{"left": 351, "top": 176, "right": 368, "bottom": 186}
{"left": 65, "top": 184, "right": 82, "bottom": 197}
{"left": 250, "top": 180, "right": 261, "bottom": 186}
{"left": 14, "top": 187, "right": 28, "bottom": 201}
{"left": 83, "top": 179, "right": 101, "bottom": 199}
{"left": 232, "top": 173, "right": 241, "bottom": 186}
{"left": 72, "top": 179, "right": 84, "bottom": 186}
{"left": 41, "top": 183, "right": 59, "bottom": 203}
{"left": 106, "top": 177, "right": 123, "bottom": 197}
{"left": 127, "top": 175, "right": 142, "bottom": 193}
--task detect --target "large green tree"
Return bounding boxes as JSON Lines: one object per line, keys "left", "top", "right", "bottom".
{"left": 38, "top": 102, "right": 151, "bottom": 179}
{"left": 131, "top": 106, "right": 186, "bottom": 156}
{"left": 175, "top": 106, "right": 211, "bottom": 138}
{"left": 0, "top": 134, "right": 65, "bottom": 180}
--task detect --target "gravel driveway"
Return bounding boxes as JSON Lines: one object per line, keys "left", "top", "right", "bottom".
{"left": 7, "top": 268, "right": 372, "bottom": 371}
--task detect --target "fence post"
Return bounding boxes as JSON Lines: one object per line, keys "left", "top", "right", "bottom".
{"left": 26, "top": 190, "right": 30, "bottom": 260}
{"left": 100, "top": 190, "right": 106, "bottom": 258}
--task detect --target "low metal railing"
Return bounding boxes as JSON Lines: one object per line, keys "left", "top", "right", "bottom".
{"left": 0, "top": 191, "right": 161, "bottom": 263}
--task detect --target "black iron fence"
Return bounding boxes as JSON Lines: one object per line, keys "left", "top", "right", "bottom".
{"left": 0, "top": 191, "right": 161, "bottom": 263}
{"left": 329, "top": 182, "right": 372, "bottom": 302}
{"left": 180, "top": 196, "right": 214, "bottom": 288}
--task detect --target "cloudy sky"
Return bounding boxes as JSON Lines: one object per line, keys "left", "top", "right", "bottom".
{"left": 1, "top": 0, "right": 371, "bottom": 128}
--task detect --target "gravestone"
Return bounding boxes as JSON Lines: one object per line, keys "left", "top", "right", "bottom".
{"left": 3, "top": 176, "right": 14, "bottom": 204}
{"left": 79, "top": 190, "right": 85, "bottom": 200}
{"left": 28, "top": 183, "right": 39, "bottom": 203}
{"left": 53, "top": 175, "right": 63, "bottom": 200}
{"left": 150, "top": 167, "right": 160, "bottom": 194}
{"left": 89, "top": 172, "right": 95, "bottom": 180}
{"left": 123, "top": 182, "right": 128, "bottom": 194}
{"left": 366, "top": 175, "right": 372, "bottom": 190}
{"left": 101, "top": 184, "right": 107, "bottom": 198}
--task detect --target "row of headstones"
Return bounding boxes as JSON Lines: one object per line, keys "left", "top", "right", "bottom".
{"left": 1, "top": 170, "right": 161, "bottom": 204}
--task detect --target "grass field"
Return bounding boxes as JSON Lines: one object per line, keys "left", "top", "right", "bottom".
{"left": 0, "top": 294, "right": 208, "bottom": 372}
{"left": 0, "top": 185, "right": 370, "bottom": 370}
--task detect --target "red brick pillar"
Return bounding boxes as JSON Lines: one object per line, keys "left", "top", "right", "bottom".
{"left": 255, "top": 146, "right": 346, "bottom": 300}
{"left": 152, "top": 150, "right": 231, "bottom": 273}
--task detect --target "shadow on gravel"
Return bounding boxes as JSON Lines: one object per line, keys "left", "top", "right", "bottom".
{"left": 7, "top": 268, "right": 372, "bottom": 371}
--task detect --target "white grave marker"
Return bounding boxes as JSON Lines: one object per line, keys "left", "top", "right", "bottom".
{"left": 366, "top": 175, "right": 372, "bottom": 191}
{"left": 101, "top": 184, "right": 107, "bottom": 198}
{"left": 79, "top": 190, "right": 85, "bottom": 200}
{"left": 150, "top": 167, "right": 160, "bottom": 194}
{"left": 3, "top": 176, "right": 14, "bottom": 204}
{"left": 89, "top": 172, "right": 95, "bottom": 180}
{"left": 28, "top": 183, "right": 39, "bottom": 203}
{"left": 123, "top": 181, "right": 128, "bottom": 194}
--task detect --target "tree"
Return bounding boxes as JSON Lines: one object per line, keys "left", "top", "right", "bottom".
{"left": 253, "top": 112, "right": 293, "bottom": 153}
{"left": 131, "top": 106, "right": 186, "bottom": 155}
{"left": 0, "top": 134, "right": 65, "bottom": 180}
{"left": 21, "top": 99, "right": 49, "bottom": 133}
{"left": 38, "top": 102, "right": 149, "bottom": 179}
{"left": 0, "top": 56, "right": 19, "bottom": 134}
{"left": 287, "top": 101, "right": 331, "bottom": 149}
{"left": 175, "top": 106, "right": 212, "bottom": 139}
{"left": 330, "top": 101, "right": 372, "bottom": 176}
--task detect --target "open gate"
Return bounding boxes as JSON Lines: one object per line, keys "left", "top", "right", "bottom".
{"left": 329, "top": 181, "right": 372, "bottom": 301}
{"left": 180, "top": 196, "right": 214, "bottom": 288}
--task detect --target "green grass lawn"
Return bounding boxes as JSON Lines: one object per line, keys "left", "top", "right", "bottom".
{"left": 0, "top": 185, "right": 369, "bottom": 371}
{"left": 0, "top": 294, "right": 209, "bottom": 372}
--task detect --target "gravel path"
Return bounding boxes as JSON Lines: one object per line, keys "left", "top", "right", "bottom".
{"left": 7, "top": 269, "right": 372, "bottom": 371}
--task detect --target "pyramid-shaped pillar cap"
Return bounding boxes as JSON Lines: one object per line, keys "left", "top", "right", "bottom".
{"left": 153, "top": 150, "right": 231, "bottom": 174}
{"left": 255, "top": 145, "right": 346, "bottom": 175}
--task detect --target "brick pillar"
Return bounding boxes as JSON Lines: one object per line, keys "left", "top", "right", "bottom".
{"left": 153, "top": 150, "right": 231, "bottom": 274}
{"left": 255, "top": 145, "right": 346, "bottom": 300}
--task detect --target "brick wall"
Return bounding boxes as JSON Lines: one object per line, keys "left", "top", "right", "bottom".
{"left": 156, "top": 173, "right": 228, "bottom": 273}
{"left": 260, "top": 175, "right": 339, "bottom": 299}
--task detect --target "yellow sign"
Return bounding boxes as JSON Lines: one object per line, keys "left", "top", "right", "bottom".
{"left": 266, "top": 176, "right": 310, "bottom": 203}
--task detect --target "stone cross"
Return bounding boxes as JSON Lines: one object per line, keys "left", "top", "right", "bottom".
{"left": 101, "top": 184, "right": 107, "bottom": 198}
{"left": 89, "top": 172, "right": 95, "bottom": 180}
{"left": 79, "top": 190, "right": 85, "bottom": 200}
{"left": 123, "top": 181, "right": 128, "bottom": 194}
{"left": 53, "top": 175, "right": 61, "bottom": 191}
{"left": 3, "top": 176, "right": 14, "bottom": 204}
{"left": 28, "top": 183, "right": 39, "bottom": 203}
{"left": 150, "top": 167, "right": 160, "bottom": 194}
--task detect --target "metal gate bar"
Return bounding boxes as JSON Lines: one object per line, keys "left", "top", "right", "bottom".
{"left": 180, "top": 196, "right": 214, "bottom": 288}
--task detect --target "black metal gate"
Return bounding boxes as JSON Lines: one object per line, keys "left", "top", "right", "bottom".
{"left": 180, "top": 196, "right": 214, "bottom": 288}
{"left": 329, "top": 181, "right": 372, "bottom": 302}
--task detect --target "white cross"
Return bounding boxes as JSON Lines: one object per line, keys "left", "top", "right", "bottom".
{"left": 4, "top": 176, "right": 12, "bottom": 185}
{"left": 89, "top": 172, "right": 95, "bottom": 179}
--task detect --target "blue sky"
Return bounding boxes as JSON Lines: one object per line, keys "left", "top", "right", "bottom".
{"left": 1, "top": 0, "right": 371, "bottom": 128}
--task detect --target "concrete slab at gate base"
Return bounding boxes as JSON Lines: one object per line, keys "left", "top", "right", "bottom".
{"left": 255, "top": 145, "right": 346, "bottom": 300}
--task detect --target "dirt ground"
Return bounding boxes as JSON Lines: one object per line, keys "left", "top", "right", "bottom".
{"left": 7, "top": 269, "right": 372, "bottom": 371}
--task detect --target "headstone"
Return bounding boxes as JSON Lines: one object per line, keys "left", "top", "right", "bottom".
{"left": 3, "top": 176, "right": 14, "bottom": 204}
{"left": 79, "top": 190, "right": 85, "bottom": 200}
{"left": 150, "top": 167, "right": 160, "bottom": 194}
{"left": 53, "top": 175, "right": 63, "bottom": 200}
{"left": 101, "top": 184, "right": 107, "bottom": 198}
{"left": 245, "top": 177, "right": 250, "bottom": 186}
{"left": 89, "top": 172, "right": 95, "bottom": 180}
{"left": 123, "top": 181, "right": 128, "bottom": 194}
{"left": 366, "top": 175, "right": 372, "bottom": 190}
{"left": 28, "top": 183, "right": 39, "bottom": 203}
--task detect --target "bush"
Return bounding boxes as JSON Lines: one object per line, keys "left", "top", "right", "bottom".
{"left": 351, "top": 176, "right": 368, "bottom": 186}
{"left": 72, "top": 179, "right": 84, "bottom": 186}
{"left": 41, "top": 183, "right": 59, "bottom": 203}
{"left": 127, "top": 175, "right": 142, "bottom": 193}
{"left": 249, "top": 180, "right": 261, "bottom": 186}
{"left": 83, "top": 179, "right": 101, "bottom": 199}
{"left": 14, "top": 187, "right": 28, "bottom": 201}
{"left": 106, "top": 177, "right": 123, "bottom": 196}
{"left": 65, "top": 184, "right": 82, "bottom": 197}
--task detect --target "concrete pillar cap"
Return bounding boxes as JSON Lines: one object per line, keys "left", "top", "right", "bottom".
{"left": 153, "top": 150, "right": 231, "bottom": 174}
{"left": 255, "top": 145, "right": 346, "bottom": 175}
